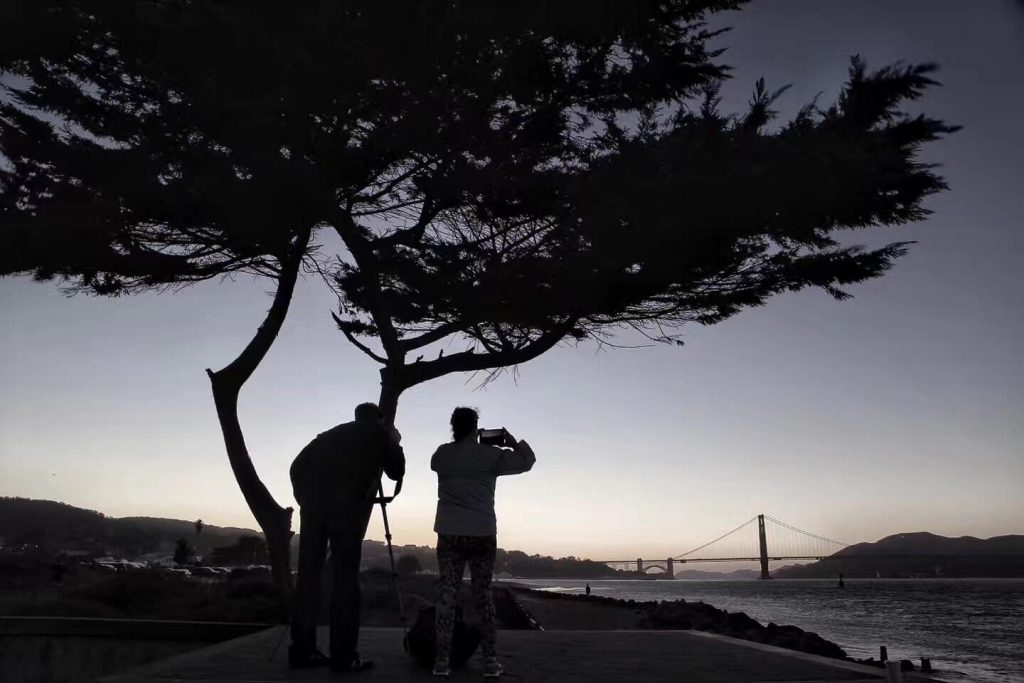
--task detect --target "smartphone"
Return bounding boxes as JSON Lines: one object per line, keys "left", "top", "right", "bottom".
{"left": 478, "top": 428, "right": 506, "bottom": 446}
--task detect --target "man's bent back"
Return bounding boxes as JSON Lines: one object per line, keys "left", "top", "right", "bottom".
{"left": 288, "top": 402, "right": 405, "bottom": 673}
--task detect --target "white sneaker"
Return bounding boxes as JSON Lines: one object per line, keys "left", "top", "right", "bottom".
{"left": 483, "top": 656, "right": 504, "bottom": 678}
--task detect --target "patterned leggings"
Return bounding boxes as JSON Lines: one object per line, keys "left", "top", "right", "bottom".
{"left": 435, "top": 534, "right": 497, "bottom": 663}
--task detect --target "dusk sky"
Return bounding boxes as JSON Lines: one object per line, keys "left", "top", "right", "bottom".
{"left": 1, "top": 0, "right": 1021, "bottom": 563}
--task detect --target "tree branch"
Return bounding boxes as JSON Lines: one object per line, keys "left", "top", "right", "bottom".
{"left": 401, "top": 322, "right": 574, "bottom": 389}
{"left": 353, "top": 163, "right": 424, "bottom": 204}
{"left": 331, "top": 217, "right": 403, "bottom": 360}
{"left": 332, "top": 311, "right": 389, "bottom": 364}
{"left": 382, "top": 197, "right": 441, "bottom": 247}
{"left": 207, "top": 229, "right": 311, "bottom": 387}
{"left": 398, "top": 320, "right": 461, "bottom": 352}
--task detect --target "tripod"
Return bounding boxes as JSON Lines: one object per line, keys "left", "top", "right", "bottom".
{"left": 376, "top": 478, "right": 410, "bottom": 644}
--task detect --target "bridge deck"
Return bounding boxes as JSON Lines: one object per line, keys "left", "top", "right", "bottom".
{"left": 100, "top": 626, "right": 944, "bottom": 683}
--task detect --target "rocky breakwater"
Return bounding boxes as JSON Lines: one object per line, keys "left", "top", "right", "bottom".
{"left": 510, "top": 588, "right": 918, "bottom": 672}
{"left": 638, "top": 598, "right": 847, "bottom": 659}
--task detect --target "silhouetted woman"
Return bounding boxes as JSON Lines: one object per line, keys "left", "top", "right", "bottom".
{"left": 430, "top": 407, "right": 536, "bottom": 678}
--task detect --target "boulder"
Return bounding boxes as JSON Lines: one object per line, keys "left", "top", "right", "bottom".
{"left": 797, "top": 631, "right": 848, "bottom": 659}
{"left": 725, "top": 611, "right": 761, "bottom": 633}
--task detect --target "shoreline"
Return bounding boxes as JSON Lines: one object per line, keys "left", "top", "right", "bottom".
{"left": 500, "top": 582, "right": 916, "bottom": 675}
{"left": 498, "top": 576, "right": 677, "bottom": 581}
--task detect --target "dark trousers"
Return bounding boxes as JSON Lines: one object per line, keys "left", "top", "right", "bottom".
{"left": 290, "top": 500, "right": 373, "bottom": 662}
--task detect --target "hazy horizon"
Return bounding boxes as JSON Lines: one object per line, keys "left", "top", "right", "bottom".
{"left": 6, "top": 493, "right": 1019, "bottom": 570}
{"left": 2, "top": 0, "right": 1022, "bottom": 560}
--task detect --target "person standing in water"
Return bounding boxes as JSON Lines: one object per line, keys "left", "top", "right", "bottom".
{"left": 430, "top": 407, "right": 536, "bottom": 678}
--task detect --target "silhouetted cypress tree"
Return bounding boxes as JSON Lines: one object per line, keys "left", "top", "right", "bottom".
{"left": 1, "top": 1, "right": 954, "bottom": 606}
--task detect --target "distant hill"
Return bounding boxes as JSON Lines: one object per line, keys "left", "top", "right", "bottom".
{"left": 0, "top": 497, "right": 262, "bottom": 558}
{"left": 0, "top": 497, "right": 416, "bottom": 567}
{"left": 774, "top": 532, "right": 1024, "bottom": 578}
{"left": 117, "top": 516, "right": 259, "bottom": 541}
{"left": 0, "top": 498, "right": 627, "bottom": 576}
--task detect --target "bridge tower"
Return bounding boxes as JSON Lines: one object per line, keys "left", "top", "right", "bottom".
{"left": 637, "top": 557, "right": 643, "bottom": 574}
{"left": 666, "top": 557, "right": 675, "bottom": 578}
{"left": 757, "top": 514, "right": 771, "bottom": 580}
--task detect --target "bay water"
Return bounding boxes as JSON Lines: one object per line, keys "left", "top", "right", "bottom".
{"left": 513, "top": 578, "right": 1024, "bottom": 682}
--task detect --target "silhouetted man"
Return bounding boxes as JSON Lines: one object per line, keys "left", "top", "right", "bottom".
{"left": 289, "top": 402, "right": 405, "bottom": 672}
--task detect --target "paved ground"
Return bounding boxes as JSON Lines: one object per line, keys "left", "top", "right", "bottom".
{"left": 98, "top": 626, "right": 927, "bottom": 682}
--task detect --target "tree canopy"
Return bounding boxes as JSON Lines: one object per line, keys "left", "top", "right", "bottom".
{"left": 1, "top": 1, "right": 954, "bottom": 399}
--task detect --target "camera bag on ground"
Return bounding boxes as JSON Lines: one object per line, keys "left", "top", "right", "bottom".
{"left": 404, "top": 606, "right": 480, "bottom": 669}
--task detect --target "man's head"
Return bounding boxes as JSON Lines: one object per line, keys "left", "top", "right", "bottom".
{"left": 354, "top": 402, "right": 383, "bottom": 424}
{"left": 450, "top": 406, "right": 479, "bottom": 441}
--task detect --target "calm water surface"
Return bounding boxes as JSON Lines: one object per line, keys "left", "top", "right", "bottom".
{"left": 513, "top": 578, "right": 1024, "bottom": 683}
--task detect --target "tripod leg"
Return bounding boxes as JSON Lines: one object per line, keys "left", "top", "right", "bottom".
{"left": 377, "top": 481, "right": 408, "bottom": 634}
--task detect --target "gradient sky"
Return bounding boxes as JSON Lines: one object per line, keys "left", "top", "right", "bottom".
{"left": 1, "top": 0, "right": 1022, "bottom": 563}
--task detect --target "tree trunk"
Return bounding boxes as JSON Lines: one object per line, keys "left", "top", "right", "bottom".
{"left": 375, "top": 368, "right": 407, "bottom": 507}
{"left": 377, "top": 367, "right": 406, "bottom": 422}
{"left": 205, "top": 232, "right": 310, "bottom": 622}
{"left": 207, "top": 375, "right": 294, "bottom": 620}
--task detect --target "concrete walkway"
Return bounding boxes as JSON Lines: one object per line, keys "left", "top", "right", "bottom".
{"left": 102, "top": 626, "right": 932, "bottom": 682}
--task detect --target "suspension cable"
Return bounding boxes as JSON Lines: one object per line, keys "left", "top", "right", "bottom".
{"left": 763, "top": 515, "right": 847, "bottom": 547}
{"left": 676, "top": 516, "right": 758, "bottom": 559}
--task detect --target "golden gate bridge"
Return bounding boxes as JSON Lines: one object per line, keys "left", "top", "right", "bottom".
{"left": 597, "top": 514, "right": 847, "bottom": 580}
